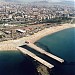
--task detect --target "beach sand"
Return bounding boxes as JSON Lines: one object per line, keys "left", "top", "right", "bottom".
{"left": 0, "top": 23, "right": 75, "bottom": 51}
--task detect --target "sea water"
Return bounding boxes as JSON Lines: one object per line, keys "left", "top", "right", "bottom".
{"left": 0, "top": 28, "right": 75, "bottom": 75}
{"left": 35, "top": 27, "right": 75, "bottom": 75}
{"left": 0, "top": 51, "right": 38, "bottom": 75}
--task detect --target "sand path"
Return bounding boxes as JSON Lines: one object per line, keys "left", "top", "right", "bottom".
{"left": 0, "top": 23, "right": 75, "bottom": 51}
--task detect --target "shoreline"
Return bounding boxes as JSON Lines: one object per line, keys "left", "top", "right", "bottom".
{"left": 0, "top": 23, "right": 75, "bottom": 51}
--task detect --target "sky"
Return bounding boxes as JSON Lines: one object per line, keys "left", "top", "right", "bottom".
{"left": 0, "top": 0, "right": 75, "bottom": 3}
{"left": 17, "top": 0, "right": 75, "bottom": 2}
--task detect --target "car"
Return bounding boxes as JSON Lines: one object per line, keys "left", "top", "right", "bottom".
{"left": 25, "top": 41, "right": 29, "bottom": 44}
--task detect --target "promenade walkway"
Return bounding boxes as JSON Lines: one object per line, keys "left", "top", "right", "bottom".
{"left": 17, "top": 47, "right": 54, "bottom": 69}
{"left": 26, "top": 43, "right": 64, "bottom": 63}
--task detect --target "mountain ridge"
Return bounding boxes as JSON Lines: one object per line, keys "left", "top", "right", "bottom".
{"left": 0, "top": 0, "right": 74, "bottom": 6}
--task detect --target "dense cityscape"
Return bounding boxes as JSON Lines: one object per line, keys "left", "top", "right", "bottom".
{"left": 0, "top": 1, "right": 75, "bottom": 24}
{"left": 0, "top": 1, "right": 75, "bottom": 42}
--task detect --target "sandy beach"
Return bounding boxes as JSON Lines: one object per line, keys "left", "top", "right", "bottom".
{"left": 0, "top": 23, "right": 75, "bottom": 51}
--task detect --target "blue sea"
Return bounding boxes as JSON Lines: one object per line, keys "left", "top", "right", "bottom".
{"left": 0, "top": 27, "right": 75, "bottom": 75}
{"left": 35, "top": 27, "right": 75, "bottom": 75}
{"left": 0, "top": 51, "right": 38, "bottom": 75}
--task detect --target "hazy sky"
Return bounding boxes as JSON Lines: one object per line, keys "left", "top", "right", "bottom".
{"left": 18, "top": 0, "right": 75, "bottom": 2}
{"left": 0, "top": 0, "right": 75, "bottom": 3}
